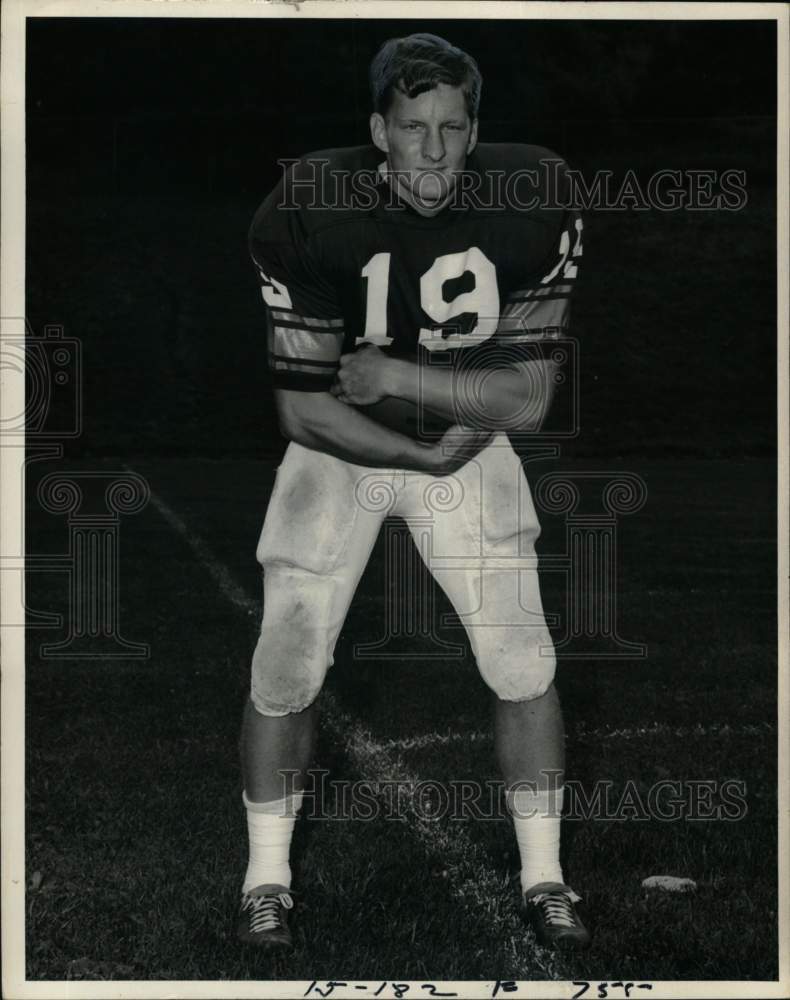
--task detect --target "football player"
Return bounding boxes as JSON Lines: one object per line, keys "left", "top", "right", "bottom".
{"left": 238, "top": 33, "right": 589, "bottom": 952}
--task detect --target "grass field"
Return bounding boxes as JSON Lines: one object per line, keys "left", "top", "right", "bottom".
{"left": 24, "top": 453, "right": 778, "bottom": 983}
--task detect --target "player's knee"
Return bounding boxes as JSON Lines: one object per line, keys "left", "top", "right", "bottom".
{"left": 250, "top": 627, "right": 327, "bottom": 716}
{"left": 249, "top": 567, "right": 336, "bottom": 716}
{"left": 476, "top": 631, "right": 556, "bottom": 702}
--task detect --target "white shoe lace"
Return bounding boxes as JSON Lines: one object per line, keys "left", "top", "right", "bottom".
{"left": 531, "top": 891, "right": 578, "bottom": 928}
{"left": 243, "top": 892, "right": 293, "bottom": 934}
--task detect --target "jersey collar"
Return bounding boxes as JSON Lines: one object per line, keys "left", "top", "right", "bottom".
{"left": 375, "top": 159, "right": 474, "bottom": 228}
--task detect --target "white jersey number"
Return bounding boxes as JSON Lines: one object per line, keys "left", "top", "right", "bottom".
{"left": 541, "top": 216, "right": 583, "bottom": 284}
{"left": 258, "top": 268, "right": 293, "bottom": 309}
{"left": 359, "top": 247, "right": 500, "bottom": 350}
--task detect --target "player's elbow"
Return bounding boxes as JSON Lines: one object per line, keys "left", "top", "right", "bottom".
{"left": 459, "top": 362, "right": 556, "bottom": 433}
{"left": 274, "top": 388, "right": 331, "bottom": 444}
{"left": 275, "top": 394, "right": 310, "bottom": 443}
{"left": 510, "top": 361, "right": 557, "bottom": 433}
{"left": 276, "top": 410, "right": 305, "bottom": 445}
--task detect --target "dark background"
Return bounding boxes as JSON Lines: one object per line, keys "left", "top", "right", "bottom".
{"left": 26, "top": 17, "right": 777, "bottom": 460}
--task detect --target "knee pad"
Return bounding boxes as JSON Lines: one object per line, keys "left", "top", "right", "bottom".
{"left": 250, "top": 565, "right": 339, "bottom": 716}
{"left": 474, "top": 626, "right": 556, "bottom": 702}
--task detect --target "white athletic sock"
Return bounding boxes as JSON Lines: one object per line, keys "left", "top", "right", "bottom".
{"left": 241, "top": 791, "right": 304, "bottom": 894}
{"left": 506, "top": 785, "right": 565, "bottom": 893}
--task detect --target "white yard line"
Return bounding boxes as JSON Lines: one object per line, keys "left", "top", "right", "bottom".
{"left": 145, "top": 489, "right": 261, "bottom": 619}
{"left": 143, "top": 479, "right": 564, "bottom": 979}
{"left": 574, "top": 721, "right": 775, "bottom": 740}
{"left": 372, "top": 721, "right": 775, "bottom": 753}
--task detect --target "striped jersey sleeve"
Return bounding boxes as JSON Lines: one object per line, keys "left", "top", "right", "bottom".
{"left": 496, "top": 210, "right": 583, "bottom": 347}
{"left": 249, "top": 182, "right": 345, "bottom": 392}
{"left": 448, "top": 209, "right": 582, "bottom": 374}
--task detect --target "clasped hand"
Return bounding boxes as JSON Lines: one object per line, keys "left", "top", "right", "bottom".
{"left": 330, "top": 343, "right": 392, "bottom": 405}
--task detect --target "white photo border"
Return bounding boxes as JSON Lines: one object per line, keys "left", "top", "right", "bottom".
{"left": 2, "top": 2, "right": 787, "bottom": 998}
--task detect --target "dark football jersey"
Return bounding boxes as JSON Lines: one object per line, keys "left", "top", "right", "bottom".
{"left": 249, "top": 143, "right": 582, "bottom": 433}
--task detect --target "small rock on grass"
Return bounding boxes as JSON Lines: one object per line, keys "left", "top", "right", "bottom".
{"left": 642, "top": 875, "right": 697, "bottom": 893}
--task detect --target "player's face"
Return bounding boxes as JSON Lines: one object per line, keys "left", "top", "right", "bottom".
{"left": 370, "top": 83, "right": 478, "bottom": 216}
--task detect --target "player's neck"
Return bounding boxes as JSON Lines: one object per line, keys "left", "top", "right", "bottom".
{"left": 378, "top": 161, "right": 455, "bottom": 218}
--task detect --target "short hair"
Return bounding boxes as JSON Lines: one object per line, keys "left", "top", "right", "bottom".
{"left": 370, "top": 33, "right": 482, "bottom": 120}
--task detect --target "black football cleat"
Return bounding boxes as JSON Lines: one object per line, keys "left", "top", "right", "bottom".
{"left": 521, "top": 881, "right": 591, "bottom": 950}
{"left": 237, "top": 884, "right": 294, "bottom": 950}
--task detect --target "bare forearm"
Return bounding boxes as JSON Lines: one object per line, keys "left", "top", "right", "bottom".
{"left": 276, "top": 390, "right": 438, "bottom": 471}
{"left": 386, "top": 357, "right": 554, "bottom": 431}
